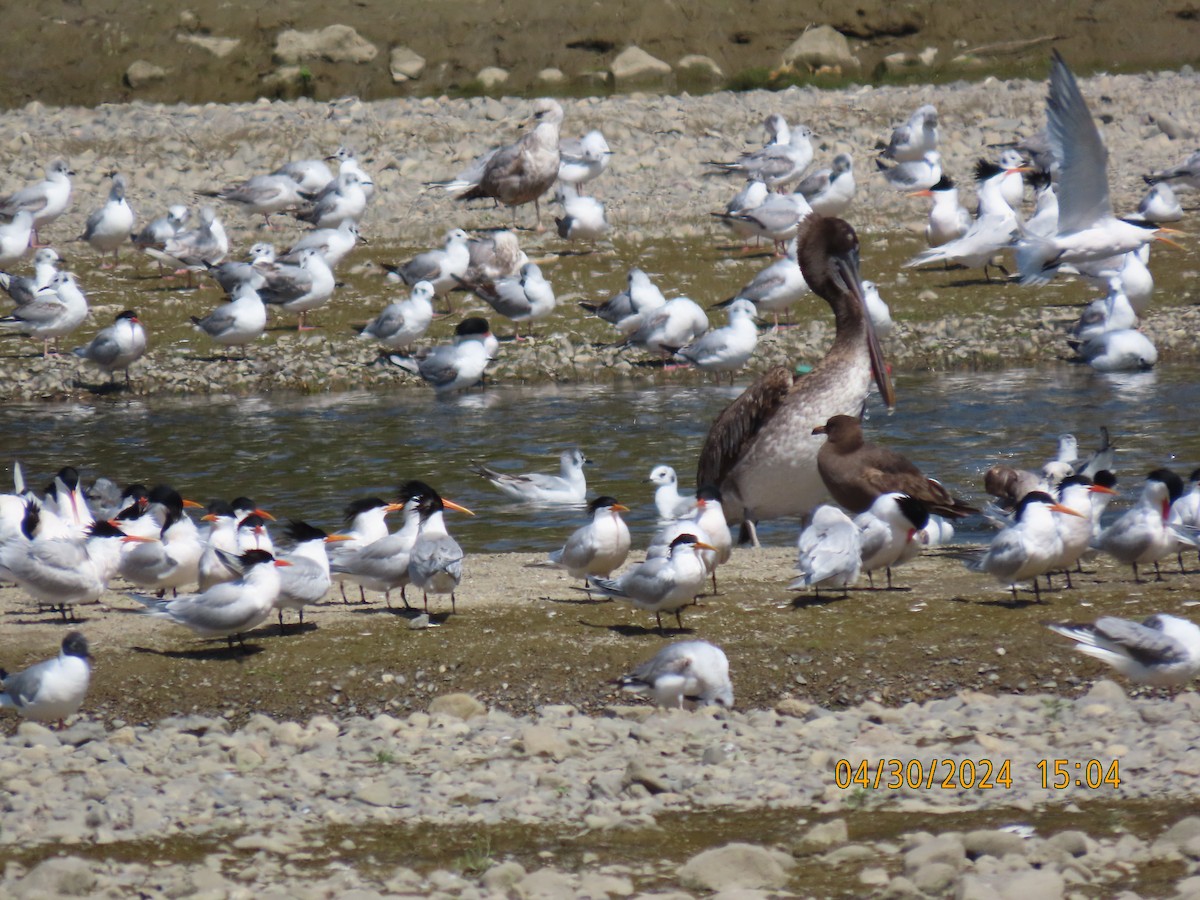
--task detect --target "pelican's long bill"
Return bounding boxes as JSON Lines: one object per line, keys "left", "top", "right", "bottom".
{"left": 831, "top": 244, "right": 895, "bottom": 410}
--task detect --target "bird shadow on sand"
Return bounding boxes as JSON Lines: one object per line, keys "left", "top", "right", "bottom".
{"left": 953, "top": 594, "right": 1047, "bottom": 610}
{"left": 549, "top": 592, "right": 612, "bottom": 606}
{"left": 3, "top": 607, "right": 93, "bottom": 626}
{"left": 273, "top": 621, "right": 319, "bottom": 637}
{"left": 789, "top": 592, "right": 850, "bottom": 609}
{"left": 349, "top": 605, "right": 451, "bottom": 625}
{"left": 131, "top": 643, "right": 265, "bottom": 661}
{"left": 578, "top": 619, "right": 694, "bottom": 638}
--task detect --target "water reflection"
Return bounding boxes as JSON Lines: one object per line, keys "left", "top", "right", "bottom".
{"left": 3, "top": 364, "right": 1199, "bottom": 552}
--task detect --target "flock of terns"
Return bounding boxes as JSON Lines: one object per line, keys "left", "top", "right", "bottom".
{"left": 4, "top": 51, "right": 1200, "bottom": 726}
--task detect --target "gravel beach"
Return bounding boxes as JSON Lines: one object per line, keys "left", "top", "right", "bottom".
{"left": 0, "top": 67, "right": 1198, "bottom": 399}
{"left": 4, "top": 68, "right": 1200, "bottom": 897}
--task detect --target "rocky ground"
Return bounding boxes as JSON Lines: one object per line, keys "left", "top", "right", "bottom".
{"left": 4, "top": 547, "right": 1200, "bottom": 896}
{"left": 0, "top": 67, "right": 1198, "bottom": 400}
{"left": 3, "top": 58, "right": 1200, "bottom": 898}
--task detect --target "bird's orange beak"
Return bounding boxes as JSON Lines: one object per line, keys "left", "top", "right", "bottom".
{"left": 442, "top": 499, "right": 475, "bottom": 516}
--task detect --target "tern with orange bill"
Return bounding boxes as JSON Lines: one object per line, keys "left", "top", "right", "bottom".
{"left": 584, "top": 533, "right": 715, "bottom": 632}
{"left": 405, "top": 482, "right": 474, "bottom": 614}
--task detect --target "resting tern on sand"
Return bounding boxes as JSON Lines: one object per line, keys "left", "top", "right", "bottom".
{"left": 328, "top": 493, "right": 421, "bottom": 608}
{"left": 1096, "top": 468, "right": 1184, "bottom": 581}
{"left": 405, "top": 482, "right": 474, "bottom": 614}
{"left": 696, "top": 214, "right": 895, "bottom": 546}
{"left": 325, "top": 497, "right": 404, "bottom": 603}
{"left": 0, "top": 632, "right": 91, "bottom": 726}
{"left": 617, "top": 640, "right": 734, "bottom": 709}
{"left": 1048, "top": 614, "right": 1200, "bottom": 686}
{"left": 646, "top": 485, "right": 733, "bottom": 593}
{"left": 545, "top": 495, "right": 631, "bottom": 584}
{"left": 855, "top": 492, "right": 929, "bottom": 589}
{"left": 471, "top": 448, "right": 589, "bottom": 505}
{"left": 585, "top": 533, "right": 715, "bottom": 632}
{"left": 911, "top": 176, "right": 972, "bottom": 248}
{"left": 274, "top": 521, "right": 351, "bottom": 630}
{"left": 131, "top": 549, "right": 290, "bottom": 650}
{"left": 433, "top": 99, "right": 564, "bottom": 230}
{"left": 1050, "top": 474, "right": 1118, "bottom": 585}
{"left": 1016, "top": 51, "right": 1182, "bottom": 285}
{"left": 963, "top": 490, "right": 1083, "bottom": 602}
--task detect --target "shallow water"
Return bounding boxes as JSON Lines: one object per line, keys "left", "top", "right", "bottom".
{"left": 3, "top": 363, "right": 1197, "bottom": 551}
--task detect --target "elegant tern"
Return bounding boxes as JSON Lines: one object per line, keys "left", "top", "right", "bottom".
{"left": 584, "top": 533, "right": 714, "bottom": 632}
{"left": 405, "top": 482, "right": 474, "bottom": 614}
{"left": 1048, "top": 614, "right": 1200, "bottom": 686}
{"left": 789, "top": 504, "right": 861, "bottom": 594}
{"left": 546, "top": 495, "right": 631, "bottom": 583}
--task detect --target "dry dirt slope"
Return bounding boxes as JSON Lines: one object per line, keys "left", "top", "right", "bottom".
{"left": 6, "top": 0, "right": 1200, "bottom": 109}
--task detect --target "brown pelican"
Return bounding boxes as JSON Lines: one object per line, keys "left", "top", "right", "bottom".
{"left": 695, "top": 214, "right": 893, "bottom": 545}
{"left": 812, "top": 414, "right": 977, "bottom": 517}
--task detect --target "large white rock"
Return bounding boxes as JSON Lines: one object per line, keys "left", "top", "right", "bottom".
{"left": 274, "top": 25, "right": 378, "bottom": 65}
{"left": 781, "top": 25, "right": 860, "bottom": 71}
{"left": 176, "top": 33, "right": 241, "bottom": 58}
{"left": 389, "top": 46, "right": 426, "bottom": 82}
{"left": 677, "top": 843, "right": 793, "bottom": 892}
{"left": 610, "top": 45, "right": 672, "bottom": 85}
{"left": 476, "top": 66, "right": 510, "bottom": 89}
{"left": 125, "top": 60, "right": 167, "bottom": 89}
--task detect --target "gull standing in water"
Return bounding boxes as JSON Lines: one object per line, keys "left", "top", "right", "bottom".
{"left": 696, "top": 215, "right": 894, "bottom": 546}
{"left": 645, "top": 465, "right": 695, "bottom": 520}
{"left": 72, "top": 309, "right": 147, "bottom": 384}
{"left": 718, "top": 239, "right": 809, "bottom": 326}
{"left": 471, "top": 448, "right": 589, "bottom": 505}
{"left": 617, "top": 640, "right": 734, "bottom": 709}
{"left": 76, "top": 173, "right": 135, "bottom": 265}
{"left": 1048, "top": 614, "right": 1200, "bottom": 686}
{"left": 1017, "top": 52, "right": 1180, "bottom": 285}
{"left": 0, "top": 632, "right": 92, "bottom": 726}
{"left": 467, "top": 261, "right": 556, "bottom": 338}
{"left": 0, "top": 159, "right": 74, "bottom": 245}
{"left": 434, "top": 99, "right": 564, "bottom": 230}
{"left": 546, "top": 496, "right": 631, "bottom": 584}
